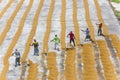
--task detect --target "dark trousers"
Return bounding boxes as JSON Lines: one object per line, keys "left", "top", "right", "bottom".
{"left": 70, "top": 39, "right": 75, "bottom": 46}
{"left": 15, "top": 58, "right": 20, "bottom": 66}
{"left": 85, "top": 35, "right": 94, "bottom": 42}
{"left": 98, "top": 29, "right": 102, "bottom": 36}
{"left": 85, "top": 35, "right": 91, "bottom": 41}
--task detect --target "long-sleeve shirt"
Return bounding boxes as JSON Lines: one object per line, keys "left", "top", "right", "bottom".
{"left": 13, "top": 51, "right": 20, "bottom": 58}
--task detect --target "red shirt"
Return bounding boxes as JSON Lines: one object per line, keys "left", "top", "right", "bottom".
{"left": 69, "top": 32, "right": 75, "bottom": 40}
{"left": 99, "top": 23, "right": 102, "bottom": 29}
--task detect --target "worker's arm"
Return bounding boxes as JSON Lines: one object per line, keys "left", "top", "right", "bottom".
{"left": 81, "top": 29, "right": 87, "bottom": 33}
{"left": 37, "top": 43, "right": 39, "bottom": 46}
{"left": 81, "top": 29, "right": 85, "bottom": 32}
{"left": 19, "top": 52, "right": 21, "bottom": 58}
{"left": 74, "top": 35, "right": 76, "bottom": 40}
{"left": 67, "top": 34, "right": 69, "bottom": 37}
{"left": 29, "top": 43, "right": 33, "bottom": 46}
{"left": 12, "top": 52, "right": 15, "bottom": 56}
{"left": 96, "top": 23, "right": 100, "bottom": 25}
{"left": 12, "top": 53, "right": 14, "bottom": 56}
{"left": 50, "top": 38, "right": 54, "bottom": 42}
{"left": 59, "top": 38, "right": 60, "bottom": 43}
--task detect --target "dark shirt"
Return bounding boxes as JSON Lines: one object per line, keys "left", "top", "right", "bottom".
{"left": 13, "top": 51, "right": 20, "bottom": 58}
{"left": 86, "top": 29, "right": 90, "bottom": 36}
{"left": 99, "top": 23, "right": 102, "bottom": 29}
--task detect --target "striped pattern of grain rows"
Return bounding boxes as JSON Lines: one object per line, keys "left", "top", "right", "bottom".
{"left": 83, "top": 0, "right": 95, "bottom": 40}
{"left": 47, "top": 52, "right": 58, "bottom": 80}
{"left": 42, "top": 0, "right": 55, "bottom": 52}
{"left": 0, "top": 0, "right": 13, "bottom": 19}
{"left": 27, "top": 60, "right": 38, "bottom": 80}
{"left": 0, "top": 0, "right": 120, "bottom": 80}
{"left": 94, "top": 0, "right": 108, "bottom": 35}
{"left": 82, "top": 44, "right": 98, "bottom": 80}
{"left": 60, "top": 0, "right": 66, "bottom": 49}
{"left": 0, "top": 0, "right": 33, "bottom": 80}
{"left": 97, "top": 40, "right": 117, "bottom": 80}
{"left": 0, "top": 0, "right": 24, "bottom": 45}
{"left": 110, "top": 34, "right": 120, "bottom": 59}
{"left": 20, "top": 0, "right": 44, "bottom": 80}
{"left": 73, "top": 0, "right": 80, "bottom": 45}
{"left": 65, "top": 48, "right": 77, "bottom": 80}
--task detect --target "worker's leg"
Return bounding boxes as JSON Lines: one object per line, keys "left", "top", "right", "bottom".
{"left": 72, "top": 39, "right": 75, "bottom": 46}
{"left": 15, "top": 58, "right": 18, "bottom": 67}
{"left": 17, "top": 58, "right": 20, "bottom": 66}
{"left": 54, "top": 43, "right": 57, "bottom": 50}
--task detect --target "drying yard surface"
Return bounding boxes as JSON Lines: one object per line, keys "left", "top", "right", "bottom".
{"left": 0, "top": 0, "right": 120, "bottom": 80}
